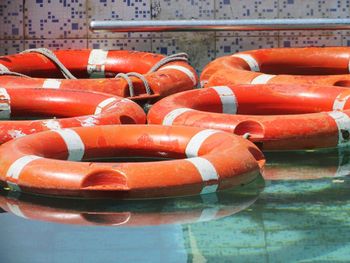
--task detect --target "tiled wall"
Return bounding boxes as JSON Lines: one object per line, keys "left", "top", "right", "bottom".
{"left": 0, "top": 0, "right": 350, "bottom": 72}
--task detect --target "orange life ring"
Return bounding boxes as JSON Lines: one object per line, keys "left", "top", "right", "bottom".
{"left": 0, "top": 185, "right": 260, "bottom": 226}
{"left": 0, "top": 87, "right": 146, "bottom": 144}
{"left": 147, "top": 84, "right": 350, "bottom": 150}
{"left": 0, "top": 125, "right": 264, "bottom": 199}
{"left": 201, "top": 47, "right": 350, "bottom": 87}
{"left": 0, "top": 49, "right": 198, "bottom": 102}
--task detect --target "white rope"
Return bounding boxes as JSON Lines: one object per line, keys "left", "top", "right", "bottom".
{"left": 21, "top": 48, "right": 77, "bottom": 79}
{"left": 148, "top": 53, "right": 189, "bottom": 73}
{"left": 115, "top": 53, "right": 189, "bottom": 97}
{"left": 0, "top": 64, "right": 30, "bottom": 78}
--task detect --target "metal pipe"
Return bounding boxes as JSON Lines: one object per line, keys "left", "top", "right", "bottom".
{"left": 90, "top": 18, "right": 350, "bottom": 32}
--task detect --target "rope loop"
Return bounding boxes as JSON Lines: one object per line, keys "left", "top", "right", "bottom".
{"left": 0, "top": 64, "right": 30, "bottom": 78}
{"left": 148, "top": 53, "right": 189, "bottom": 73}
{"left": 21, "top": 48, "right": 77, "bottom": 79}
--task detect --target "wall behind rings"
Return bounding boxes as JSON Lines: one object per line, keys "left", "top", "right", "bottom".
{"left": 0, "top": 0, "right": 349, "bottom": 72}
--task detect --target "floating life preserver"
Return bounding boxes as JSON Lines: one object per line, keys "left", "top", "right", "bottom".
{"left": 201, "top": 47, "right": 350, "bottom": 87}
{"left": 147, "top": 84, "right": 350, "bottom": 150}
{"left": 0, "top": 181, "right": 261, "bottom": 226}
{"left": 0, "top": 125, "right": 264, "bottom": 199}
{"left": 0, "top": 48, "right": 198, "bottom": 102}
{"left": 0, "top": 87, "right": 146, "bottom": 144}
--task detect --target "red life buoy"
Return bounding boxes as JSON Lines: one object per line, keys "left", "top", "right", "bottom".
{"left": 0, "top": 125, "right": 264, "bottom": 199}
{"left": 201, "top": 47, "right": 350, "bottom": 87}
{"left": 0, "top": 49, "right": 198, "bottom": 102}
{"left": 0, "top": 185, "right": 260, "bottom": 226}
{"left": 0, "top": 87, "right": 146, "bottom": 144}
{"left": 147, "top": 84, "right": 350, "bottom": 150}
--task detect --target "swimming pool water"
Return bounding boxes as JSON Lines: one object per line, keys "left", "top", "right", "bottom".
{"left": 0, "top": 149, "right": 349, "bottom": 262}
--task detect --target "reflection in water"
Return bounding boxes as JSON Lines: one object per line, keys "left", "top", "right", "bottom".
{"left": 264, "top": 148, "right": 350, "bottom": 180}
{"left": 0, "top": 176, "right": 263, "bottom": 227}
{"left": 1, "top": 149, "right": 350, "bottom": 262}
{"left": 185, "top": 177, "right": 350, "bottom": 262}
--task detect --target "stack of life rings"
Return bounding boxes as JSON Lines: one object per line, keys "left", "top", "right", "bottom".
{"left": 1, "top": 46, "right": 349, "bottom": 201}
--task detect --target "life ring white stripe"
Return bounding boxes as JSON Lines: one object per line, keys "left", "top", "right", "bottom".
{"left": 6, "top": 155, "right": 42, "bottom": 182}
{"left": 232, "top": 54, "right": 260, "bottom": 72}
{"left": 162, "top": 108, "right": 192, "bottom": 126}
{"left": 95, "top": 97, "right": 117, "bottom": 115}
{"left": 212, "top": 86, "right": 238, "bottom": 114}
{"left": 200, "top": 184, "right": 219, "bottom": 195}
{"left": 159, "top": 65, "right": 197, "bottom": 86}
{"left": 198, "top": 207, "right": 220, "bottom": 222}
{"left": 0, "top": 87, "right": 10, "bottom": 119}
{"left": 333, "top": 92, "right": 350, "bottom": 111}
{"left": 328, "top": 111, "right": 350, "bottom": 146}
{"left": 87, "top": 49, "right": 108, "bottom": 78}
{"left": 335, "top": 148, "right": 350, "bottom": 177}
{"left": 186, "top": 129, "right": 219, "bottom": 158}
{"left": 42, "top": 79, "right": 61, "bottom": 89}
{"left": 186, "top": 157, "right": 219, "bottom": 183}
{"left": 54, "top": 129, "right": 85, "bottom": 161}
{"left": 7, "top": 204, "right": 27, "bottom": 218}
{"left": 251, "top": 74, "right": 276, "bottom": 84}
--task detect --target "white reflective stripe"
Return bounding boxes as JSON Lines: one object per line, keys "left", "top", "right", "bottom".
{"left": 212, "top": 86, "right": 237, "bottom": 114}
{"left": 186, "top": 157, "right": 219, "bottom": 182}
{"left": 87, "top": 49, "right": 108, "bottom": 78}
{"left": 94, "top": 97, "right": 117, "bottom": 115}
{"left": 0, "top": 87, "right": 10, "bottom": 119}
{"left": 88, "top": 49, "right": 108, "bottom": 65}
{"left": 54, "top": 129, "right": 85, "bottom": 161}
{"left": 42, "top": 119, "right": 61, "bottom": 130}
{"left": 333, "top": 92, "right": 350, "bottom": 111}
{"left": 251, "top": 74, "right": 276, "bottom": 84}
{"left": 232, "top": 54, "right": 260, "bottom": 72}
{"left": 159, "top": 65, "right": 197, "bottom": 86}
{"left": 42, "top": 79, "right": 61, "bottom": 89}
{"left": 7, "top": 204, "right": 27, "bottom": 218}
{"left": 185, "top": 129, "right": 219, "bottom": 158}
{"left": 6, "top": 155, "right": 42, "bottom": 180}
{"left": 200, "top": 184, "right": 219, "bottom": 195}
{"left": 162, "top": 108, "right": 192, "bottom": 126}
{"left": 328, "top": 111, "right": 350, "bottom": 146}
{"left": 336, "top": 148, "right": 350, "bottom": 177}
{"left": 198, "top": 207, "right": 220, "bottom": 222}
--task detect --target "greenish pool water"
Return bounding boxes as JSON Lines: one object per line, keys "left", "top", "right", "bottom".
{"left": 0, "top": 149, "right": 350, "bottom": 262}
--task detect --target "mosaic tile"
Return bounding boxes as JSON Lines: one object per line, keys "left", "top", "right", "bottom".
{"left": 279, "top": 35, "right": 342, "bottom": 47}
{"left": 88, "top": 38, "right": 152, "bottom": 52}
{"left": 152, "top": 32, "right": 215, "bottom": 73}
{"left": 151, "top": 0, "right": 214, "bottom": 19}
{"left": 24, "top": 0, "right": 87, "bottom": 39}
{"left": 342, "top": 35, "right": 350, "bottom": 46}
{"left": 215, "top": 0, "right": 278, "bottom": 19}
{"left": 88, "top": 0, "right": 151, "bottom": 39}
{"left": 215, "top": 0, "right": 278, "bottom": 37}
{"left": 279, "top": 0, "right": 350, "bottom": 18}
{"left": 0, "top": 40, "right": 24, "bottom": 55}
{"left": 24, "top": 39, "right": 87, "bottom": 50}
{"left": 0, "top": 1, "right": 23, "bottom": 39}
{"left": 216, "top": 36, "right": 279, "bottom": 57}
